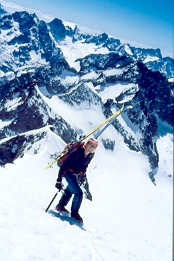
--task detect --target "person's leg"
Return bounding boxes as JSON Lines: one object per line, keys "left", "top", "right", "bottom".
{"left": 65, "top": 173, "right": 83, "bottom": 216}
{"left": 57, "top": 186, "right": 72, "bottom": 207}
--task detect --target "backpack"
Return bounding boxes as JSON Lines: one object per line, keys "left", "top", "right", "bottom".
{"left": 57, "top": 141, "right": 84, "bottom": 167}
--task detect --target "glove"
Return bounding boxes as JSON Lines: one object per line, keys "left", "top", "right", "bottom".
{"left": 55, "top": 182, "right": 62, "bottom": 191}
{"left": 77, "top": 171, "right": 84, "bottom": 176}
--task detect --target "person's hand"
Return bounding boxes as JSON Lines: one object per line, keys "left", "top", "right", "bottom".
{"left": 78, "top": 171, "right": 84, "bottom": 176}
{"left": 55, "top": 182, "right": 62, "bottom": 191}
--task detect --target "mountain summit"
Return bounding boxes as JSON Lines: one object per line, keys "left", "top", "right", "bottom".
{"left": 0, "top": 5, "right": 173, "bottom": 184}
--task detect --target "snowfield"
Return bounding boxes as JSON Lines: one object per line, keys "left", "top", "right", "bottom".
{"left": 0, "top": 131, "right": 172, "bottom": 261}
{"left": 0, "top": 2, "right": 173, "bottom": 261}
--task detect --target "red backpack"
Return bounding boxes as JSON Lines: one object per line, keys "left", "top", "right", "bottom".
{"left": 57, "top": 141, "right": 84, "bottom": 167}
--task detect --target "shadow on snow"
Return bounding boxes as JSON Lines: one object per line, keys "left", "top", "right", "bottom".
{"left": 47, "top": 209, "right": 85, "bottom": 230}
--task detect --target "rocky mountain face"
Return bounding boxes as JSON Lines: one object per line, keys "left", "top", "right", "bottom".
{"left": 0, "top": 4, "right": 173, "bottom": 183}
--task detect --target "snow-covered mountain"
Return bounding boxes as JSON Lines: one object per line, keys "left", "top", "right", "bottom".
{"left": 0, "top": 4, "right": 173, "bottom": 261}
{"left": 0, "top": 4, "right": 173, "bottom": 183}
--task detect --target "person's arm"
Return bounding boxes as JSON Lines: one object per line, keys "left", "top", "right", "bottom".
{"left": 57, "top": 148, "right": 79, "bottom": 182}
{"left": 55, "top": 149, "right": 79, "bottom": 190}
{"left": 77, "top": 153, "right": 94, "bottom": 183}
{"left": 81, "top": 153, "right": 94, "bottom": 174}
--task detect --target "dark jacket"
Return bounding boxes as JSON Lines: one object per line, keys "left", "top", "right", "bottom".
{"left": 57, "top": 147, "right": 94, "bottom": 182}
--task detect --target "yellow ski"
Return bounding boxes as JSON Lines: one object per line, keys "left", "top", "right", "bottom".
{"left": 46, "top": 103, "right": 124, "bottom": 169}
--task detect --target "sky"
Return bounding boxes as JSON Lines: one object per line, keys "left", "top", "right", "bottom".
{"left": 1, "top": 0, "right": 174, "bottom": 58}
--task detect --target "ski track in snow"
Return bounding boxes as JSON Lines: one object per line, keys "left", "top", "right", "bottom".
{"left": 0, "top": 136, "right": 172, "bottom": 261}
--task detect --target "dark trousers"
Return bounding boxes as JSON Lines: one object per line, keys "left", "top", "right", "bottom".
{"left": 58, "top": 172, "right": 83, "bottom": 215}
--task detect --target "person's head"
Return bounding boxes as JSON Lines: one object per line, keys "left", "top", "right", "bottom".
{"left": 84, "top": 138, "right": 98, "bottom": 155}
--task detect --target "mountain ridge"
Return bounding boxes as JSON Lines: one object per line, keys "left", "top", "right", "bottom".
{"left": 0, "top": 4, "right": 173, "bottom": 184}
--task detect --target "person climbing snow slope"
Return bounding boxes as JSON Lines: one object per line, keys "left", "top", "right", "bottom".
{"left": 55, "top": 138, "right": 99, "bottom": 223}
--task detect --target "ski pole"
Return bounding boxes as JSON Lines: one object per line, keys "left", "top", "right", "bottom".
{"left": 45, "top": 191, "right": 59, "bottom": 212}
{"left": 45, "top": 187, "right": 66, "bottom": 212}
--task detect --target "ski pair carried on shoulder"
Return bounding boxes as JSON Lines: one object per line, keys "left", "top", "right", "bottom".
{"left": 45, "top": 103, "right": 124, "bottom": 169}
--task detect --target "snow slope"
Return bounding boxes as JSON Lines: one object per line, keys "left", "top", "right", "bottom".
{"left": 0, "top": 128, "right": 172, "bottom": 261}
{"left": 0, "top": 3, "right": 173, "bottom": 260}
